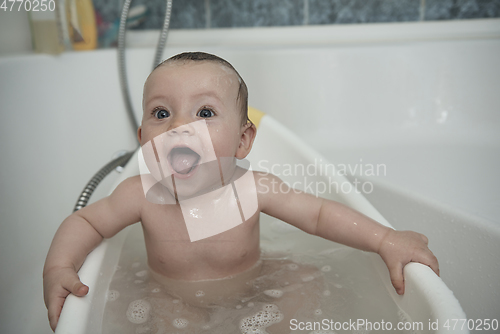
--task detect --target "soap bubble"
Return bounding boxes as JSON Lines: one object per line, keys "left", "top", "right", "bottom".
{"left": 135, "top": 270, "right": 148, "bottom": 277}
{"left": 172, "top": 318, "right": 189, "bottom": 329}
{"left": 126, "top": 299, "right": 151, "bottom": 324}
{"left": 240, "top": 304, "right": 283, "bottom": 334}
{"left": 263, "top": 289, "right": 283, "bottom": 298}
{"left": 106, "top": 290, "right": 120, "bottom": 301}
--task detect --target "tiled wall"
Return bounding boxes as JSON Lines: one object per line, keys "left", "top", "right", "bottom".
{"left": 94, "top": 0, "right": 500, "bottom": 31}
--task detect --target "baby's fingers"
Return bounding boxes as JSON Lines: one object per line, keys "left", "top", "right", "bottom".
{"left": 415, "top": 249, "right": 440, "bottom": 277}
{"left": 387, "top": 262, "right": 405, "bottom": 295}
{"left": 47, "top": 273, "right": 88, "bottom": 331}
{"left": 47, "top": 294, "right": 66, "bottom": 332}
{"left": 61, "top": 272, "right": 89, "bottom": 297}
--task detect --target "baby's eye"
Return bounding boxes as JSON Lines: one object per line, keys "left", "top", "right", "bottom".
{"left": 154, "top": 109, "right": 170, "bottom": 119}
{"left": 198, "top": 108, "right": 215, "bottom": 118}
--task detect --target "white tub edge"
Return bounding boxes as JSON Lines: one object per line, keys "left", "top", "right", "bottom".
{"left": 125, "top": 19, "right": 500, "bottom": 49}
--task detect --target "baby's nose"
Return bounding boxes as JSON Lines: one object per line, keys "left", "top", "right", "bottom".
{"left": 168, "top": 120, "right": 195, "bottom": 136}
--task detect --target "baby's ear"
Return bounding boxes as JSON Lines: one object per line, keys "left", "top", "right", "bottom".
{"left": 137, "top": 126, "right": 142, "bottom": 143}
{"left": 236, "top": 122, "right": 256, "bottom": 159}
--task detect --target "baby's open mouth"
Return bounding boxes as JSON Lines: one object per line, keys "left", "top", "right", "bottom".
{"left": 168, "top": 147, "right": 201, "bottom": 175}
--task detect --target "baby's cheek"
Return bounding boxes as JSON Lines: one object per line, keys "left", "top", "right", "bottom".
{"left": 206, "top": 125, "right": 240, "bottom": 155}
{"left": 214, "top": 143, "right": 238, "bottom": 158}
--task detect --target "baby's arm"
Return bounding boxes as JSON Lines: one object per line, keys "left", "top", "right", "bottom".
{"left": 257, "top": 173, "right": 439, "bottom": 295}
{"left": 43, "top": 177, "right": 142, "bottom": 331}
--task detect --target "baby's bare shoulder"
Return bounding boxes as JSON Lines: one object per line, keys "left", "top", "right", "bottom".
{"left": 107, "top": 175, "right": 145, "bottom": 205}
{"left": 252, "top": 171, "right": 285, "bottom": 205}
{"left": 113, "top": 175, "right": 143, "bottom": 193}
{"left": 74, "top": 176, "right": 145, "bottom": 237}
{"left": 252, "top": 171, "right": 282, "bottom": 189}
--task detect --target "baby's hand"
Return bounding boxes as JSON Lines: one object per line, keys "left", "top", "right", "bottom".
{"left": 377, "top": 229, "right": 439, "bottom": 295}
{"left": 43, "top": 266, "right": 89, "bottom": 332}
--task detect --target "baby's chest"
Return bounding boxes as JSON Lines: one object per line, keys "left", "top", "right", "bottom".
{"left": 140, "top": 203, "right": 259, "bottom": 249}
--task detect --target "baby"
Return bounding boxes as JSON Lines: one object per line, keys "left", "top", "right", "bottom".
{"left": 43, "top": 52, "right": 439, "bottom": 332}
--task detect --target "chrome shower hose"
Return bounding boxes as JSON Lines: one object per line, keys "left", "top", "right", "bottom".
{"left": 74, "top": 0, "right": 173, "bottom": 212}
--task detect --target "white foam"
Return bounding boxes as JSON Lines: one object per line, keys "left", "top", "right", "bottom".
{"left": 321, "top": 265, "right": 331, "bottom": 272}
{"left": 240, "top": 304, "right": 283, "bottom": 334}
{"left": 106, "top": 290, "right": 120, "bottom": 302}
{"left": 172, "top": 318, "right": 189, "bottom": 329}
{"left": 195, "top": 290, "right": 205, "bottom": 297}
{"left": 135, "top": 270, "right": 148, "bottom": 277}
{"left": 263, "top": 289, "right": 283, "bottom": 298}
{"left": 126, "top": 299, "right": 151, "bottom": 324}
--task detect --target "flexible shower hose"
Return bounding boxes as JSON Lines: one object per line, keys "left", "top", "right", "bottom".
{"left": 73, "top": 0, "right": 173, "bottom": 212}
{"left": 118, "top": 0, "right": 173, "bottom": 133}
{"left": 73, "top": 151, "right": 134, "bottom": 212}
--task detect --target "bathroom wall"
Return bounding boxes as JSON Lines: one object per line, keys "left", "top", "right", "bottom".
{"left": 0, "top": 10, "right": 33, "bottom": 55}
{"left": 93, "top": 0, "right": 500, "bottom": 30}
{"left": 1, "top": 0, "right": 499, "bottom": 55}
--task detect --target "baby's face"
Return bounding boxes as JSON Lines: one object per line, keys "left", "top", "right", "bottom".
{"left": 139, "top": 61, "right": 247, "bottom": 197}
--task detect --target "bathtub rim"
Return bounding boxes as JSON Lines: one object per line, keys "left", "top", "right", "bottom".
{"left": 123, "top": 18, "right": 500, "bottom": 49}
{"left": 1, "top": 19, "right": 499, "bottom": 63}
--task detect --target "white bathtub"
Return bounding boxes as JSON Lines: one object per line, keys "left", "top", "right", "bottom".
{"left": 1, "top": 19, "right": 498, "bottom": 333}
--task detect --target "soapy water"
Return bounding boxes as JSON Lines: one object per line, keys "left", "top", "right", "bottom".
{"left": 126, "top": 299, "right": 152, "bottom": 324}
{"left": 102, "top": 222, "right": 418, "bottom": 334}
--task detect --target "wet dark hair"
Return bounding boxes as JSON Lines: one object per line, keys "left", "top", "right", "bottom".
{"left": 155, "top": 52, "right": 249, "bottom": 125}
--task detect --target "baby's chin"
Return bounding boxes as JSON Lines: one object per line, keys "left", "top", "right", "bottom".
{"left": 143, "top": 156, "right": 241, "bottom": 202}
{"left": 174, "top": 162, "right": 230, "bottom": 199}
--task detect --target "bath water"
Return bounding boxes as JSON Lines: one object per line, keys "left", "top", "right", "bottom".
{"left": 102, "top": 217, "right": 417, "bottom": 334}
